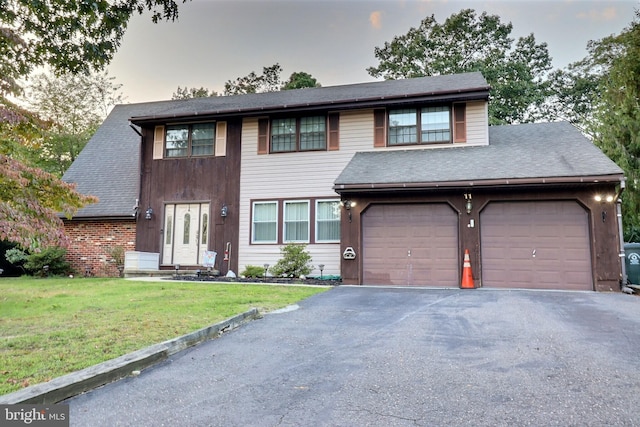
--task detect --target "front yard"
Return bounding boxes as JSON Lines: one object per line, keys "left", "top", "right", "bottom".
{"left": 0, "top": 277, "right": 328, "bottom": 395}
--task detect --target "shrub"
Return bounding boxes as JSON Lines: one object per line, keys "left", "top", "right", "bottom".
{"left": 4, "top": 247, "right": 28, "bottom": 275}
{"left": 24, "top": 247, "right": 71, "bottom": 276}
{"left": 270, "top": 244, "right": 313, "bottom": 278}
{"left": 242, "top": 265, "right": 268, "bottom": 278}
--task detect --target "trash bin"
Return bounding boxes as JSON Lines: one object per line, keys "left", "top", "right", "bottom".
{"left": 624, "top": 243, "right": 640, "bottom": 285}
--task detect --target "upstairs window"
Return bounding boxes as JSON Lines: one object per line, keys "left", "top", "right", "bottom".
{"left": 270, "top": 116, "right": 326, "bottom": 153}
{"left": 389, "top": 107, "right": 451, "bottom": 145}
{"left": 380, "top": 104, "right": 467, "bottom": 147}
{"left": 165, "top": 123, "right": 215, "bottom": 157}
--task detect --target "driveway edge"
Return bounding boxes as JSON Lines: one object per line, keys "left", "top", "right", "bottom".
{"left": 0, "top": 308, "right": 260, "bottom": 405}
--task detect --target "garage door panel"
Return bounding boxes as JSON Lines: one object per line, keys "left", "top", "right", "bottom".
{"left": 363, "top": 204, "right": 458, "bottom": 286}
{"left": 481, "top": 201, "right": 592, "bottom": 290}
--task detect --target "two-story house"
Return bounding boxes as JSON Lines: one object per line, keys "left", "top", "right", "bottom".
{"left": 63, "top": 72, "right": 625, "bottom": 291}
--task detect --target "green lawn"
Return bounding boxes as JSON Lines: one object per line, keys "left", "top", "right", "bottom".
{"left": 0, "top": 277, "right": 328, "bottom": 395}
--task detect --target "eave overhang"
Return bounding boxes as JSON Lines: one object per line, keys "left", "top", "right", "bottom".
{"left": 334, "top": 174, "right": 625, "bottom": 195}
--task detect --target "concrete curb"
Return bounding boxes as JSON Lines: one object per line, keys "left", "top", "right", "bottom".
{"left": 0, "top": 308, "right": 260, "bottom": 405}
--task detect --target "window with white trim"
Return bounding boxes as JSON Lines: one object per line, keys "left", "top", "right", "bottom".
{"left": 252, "top": 202, "right": 278, "bottom": 243}
{"left": 316, "top": 200, "right": 340, "bottom": 242}
{"left": 284, "top": 201, "right": 310, "bottom": 243}
{"left": 165, "top": 123, "right": 215, "bottom": 157}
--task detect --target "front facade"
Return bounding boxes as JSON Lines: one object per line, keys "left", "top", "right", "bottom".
{"left": 66, "top": 72, "right": 625, "bottom": 291}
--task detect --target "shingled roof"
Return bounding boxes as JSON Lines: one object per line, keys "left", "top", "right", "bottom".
{"left": 62, "top": 102, "right": 182, "bottom": 218}
{"left": 63, "top": 72, "right": 490, "bottom": 217}
{"left": 334, "top": 122, "right": 624, "bottom": 193}
{"left": 129, "top": 72, "right": 490, "bottom": 124}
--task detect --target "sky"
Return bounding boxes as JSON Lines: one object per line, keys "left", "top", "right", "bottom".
{"left": 107, "top": 0, "right": 640, "bottom": 104}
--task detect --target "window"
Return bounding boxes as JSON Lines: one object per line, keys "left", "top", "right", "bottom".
{"left": 251, "top": 198, "right": 340, "bottom": 244}
{"left": 165, "top": 123, "right": 215, "bottom": 157}
{"left": 183, "top": 213, "right": 191, "bottom": 244}
{"left": 388, "top": 106, "right": 452, "bottom": 145}
{"left": 270, "top": 116, "right": 326, "bottom": 152}
{"left": 284, "top": 201, "right": 309, "bottom": 243}
{"left": 201, "top": 213, "right": 208, "bottom": 245}
{"left": 316, "top": 200, "right": 340, "bottom": 242}
{"left": 252, "top": 202, "right": 278, "bottom": 243}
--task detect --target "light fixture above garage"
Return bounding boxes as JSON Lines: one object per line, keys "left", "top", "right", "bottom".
{"left": 464, "top": 193, "right": 473, "bottom": 214}
{"left": 594, "top": 194, "right": 614, "bottom": 203}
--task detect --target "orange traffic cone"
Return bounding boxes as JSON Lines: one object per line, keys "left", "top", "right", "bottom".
{"left": 461, "top": 249, "right": 475, "bottom": 289}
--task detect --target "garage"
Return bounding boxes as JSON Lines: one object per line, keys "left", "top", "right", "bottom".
{"left": 362, "top": 203, "right": 459, "bottom": 286}
{"left": 480, "top": 201, "right": 592, "bottom": 290}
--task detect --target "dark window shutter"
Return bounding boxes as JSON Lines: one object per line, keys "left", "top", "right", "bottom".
{"left": 454, "top": 104, "right": 467, "bottom": 143}
{"left": 328, "top": 113, "right": 339, "bottom": 151}
{"left": 374, "top": 109, "right": 386, "bottom": 147}
{"left": 258, "top": 119, "right": 269, "bottom": 154}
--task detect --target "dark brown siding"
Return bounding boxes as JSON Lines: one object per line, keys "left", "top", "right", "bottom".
{"left": 136, "top": 119, "right": 242, "bottom": 275}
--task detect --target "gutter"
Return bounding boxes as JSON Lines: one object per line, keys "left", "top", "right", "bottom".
{"left": 334, "top": 174, "right": 626, "bottom": 194}
{"left": 617, "top": 178, "right": 628, "bottom": 289}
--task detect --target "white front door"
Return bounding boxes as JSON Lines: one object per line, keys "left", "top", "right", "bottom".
{"left": 162, "top": 203, "right": 210, "bottom": 266}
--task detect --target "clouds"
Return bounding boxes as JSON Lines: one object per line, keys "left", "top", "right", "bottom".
{"left": 577, "top": 6, "right": 619, "bottom": 22}
{"left": 370, "top": 10, "right": 383, "bottom": 29}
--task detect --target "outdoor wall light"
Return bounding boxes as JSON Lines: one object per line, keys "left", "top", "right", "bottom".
{"left": 594, "top": 194, "right": 615, "bottom": 203}
{"left": 144, "top": 207, "right": 153, "bottom": 220}
{"left": 342, "top": 200, "right": 355, "bottom": 210}
{"left": 221, "top": 204, "right": 228, "bottom": 217}
{"left": 464, "top": 193, "right": 473, "bottom": 214}
{"left": 342, "top": 200, "right": 355, "bottom": 223}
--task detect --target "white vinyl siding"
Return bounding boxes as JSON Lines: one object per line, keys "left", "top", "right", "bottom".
{"left": 238, "top": 111, "right": 373, "bottom": 276}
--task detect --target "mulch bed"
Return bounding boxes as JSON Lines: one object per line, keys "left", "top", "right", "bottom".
{"left": 168, "top": 274, "right": 341, "bottom": 287}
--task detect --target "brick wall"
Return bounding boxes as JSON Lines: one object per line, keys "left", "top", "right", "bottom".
{"left": 63, "top": 218, "right": 137, "bottom": 277}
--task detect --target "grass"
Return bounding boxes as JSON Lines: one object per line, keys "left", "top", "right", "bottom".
{"left": 0, "top": 277, "right": 328, "bottom": 396}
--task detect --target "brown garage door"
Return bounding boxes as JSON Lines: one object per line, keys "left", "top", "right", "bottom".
{"left": 362, "top": 203, "right": 459, "bottom": 286}
{"left": 480, "top": 201, "right": 592, "bottom": 290}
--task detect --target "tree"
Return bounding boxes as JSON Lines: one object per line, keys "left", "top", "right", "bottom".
{"left": 589, "top": 12, "right": 640, "bottom": 239}
{"left": 224, "top": 63, "right": 284, "bottom": 95}
{"left": 282, "top": 72, "right": 321, "bottom": 90}
{"left": 0, "top": 0, "right": 188, "bottom": 250}
{"left": 25, "top": 72, "right": 124, "bottom": 176}
{"left": 171, "top": 86, "right": 218, "bottom": 100}
{"left": 367, "top": 9, "right": 552, "bottom": 124}
{"left": 0, "top": 0, "right": 189, "bottom": 95}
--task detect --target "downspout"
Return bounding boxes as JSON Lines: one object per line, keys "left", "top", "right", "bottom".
{"left": 616, "top": 179, "right": 627, "bottom": 288}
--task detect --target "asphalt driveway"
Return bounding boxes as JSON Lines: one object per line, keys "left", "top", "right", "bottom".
{"left": 67, "top": 287, "right": 640, "bottom": 426}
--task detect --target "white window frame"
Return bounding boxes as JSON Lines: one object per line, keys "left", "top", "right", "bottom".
{"left": 251, "top": 201, "right": 278, "bottom": 244}
{"left": 315, "top": 199, "right": 341, "bottom": 243}
{"left": 283, "top": 200, "right": 310, "bottom": 243}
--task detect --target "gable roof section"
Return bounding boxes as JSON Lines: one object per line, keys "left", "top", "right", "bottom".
{"left": 334, "top": 122, "right": 624, "bottom": 193}
{"left": 62, "top": 102, "right": 167, "bottom": 218}
{"left": 129, "top": 72, "right": 490, "bottom": 124}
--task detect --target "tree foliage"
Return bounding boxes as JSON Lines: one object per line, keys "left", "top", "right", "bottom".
{"left": 367, "top": 9, "right": 552, "bottom": 124}
{"left": 171, "top": 86, "right": 218, "bottom": 99}
{"left": 224, "top": 64, "right": 321, "bottom": 95}
{"left": 589, "top": 12, "right": 640, "bottom": 239}
{"left": 0, "top": 0, "right": 189, "bottom": 95}
{"left": 25, "top": 72, "right": 123, "bottom": 176}
{"left": 282, "top": 72, "right": 321, "bottom": 90}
